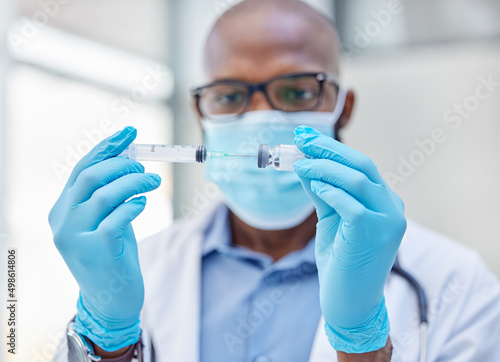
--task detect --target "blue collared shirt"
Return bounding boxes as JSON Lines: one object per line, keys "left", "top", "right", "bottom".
{"left": 200, "top": 205, "right": 321, "bottom": 362}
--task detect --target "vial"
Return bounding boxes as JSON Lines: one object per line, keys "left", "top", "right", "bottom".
{"left": 258, "top": 144, "right": 306, "bottom": 171}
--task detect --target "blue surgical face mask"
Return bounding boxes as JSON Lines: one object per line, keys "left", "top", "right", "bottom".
{"left": 202, "top": 90, "right": 346, "bottom": 230}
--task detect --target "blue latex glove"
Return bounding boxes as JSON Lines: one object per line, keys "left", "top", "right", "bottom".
{"left": 293, "top": 126, "right": 407, "bottom": 353}
{"left": 48, "top": 127, "right": 161, "bottom": 351}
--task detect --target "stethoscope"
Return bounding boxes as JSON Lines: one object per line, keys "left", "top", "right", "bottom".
{"left": 391, "top": 255, "right": 428, "bottom": 362}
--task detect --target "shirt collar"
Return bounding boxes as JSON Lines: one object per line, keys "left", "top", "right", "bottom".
{"left": 202, "top": 204, "right": 316, "bottom": 271}
{"left": 201, "top": 204, "right": 232, "bottom": 257}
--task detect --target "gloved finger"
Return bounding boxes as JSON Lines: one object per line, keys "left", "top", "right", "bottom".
{"left": 310, "top": 179, "right": 368, "bottom": 226}
{"left": 296, "top": 173, "right": 335, "bottom": 220}
{"left": 387, "top": 187, "right": 405, "bottom": 214}
{"left": 97, "top": 196, "right": 147, "bottom": 257}
{"left": 82, "top": 173, "right": 161, "bottom": 228}
{"left": 66, "top": 126, "right": 137, "bottom": 189}
{"left": 314, "top": 212, "right": 342, "bottom": 268}
{"left": 294, "top": 158, "right": 388, "bottom": 212}
{"left": 294, "top": 126, "right": 385, "bottom": 185}
{"left": 69, "top": 156, "right": 145, "bottom": 205}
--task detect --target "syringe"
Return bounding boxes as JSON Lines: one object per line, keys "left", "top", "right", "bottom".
{"left": 119, "top": 143, "right": 251, "bottom": 163}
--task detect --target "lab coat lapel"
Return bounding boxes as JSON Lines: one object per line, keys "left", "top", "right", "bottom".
{"left": 142, "top": 210, "right": 208, "bottom": 362}
{"left": 170, "top": 227, "right": 203, "bottom": 362}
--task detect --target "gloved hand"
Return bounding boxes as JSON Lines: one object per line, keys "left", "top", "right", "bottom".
{"left": 293, "top": 126, "right": 407, "bottom": 353}
{"left": 48, "top": 126, "right": 161, "bottom": 351}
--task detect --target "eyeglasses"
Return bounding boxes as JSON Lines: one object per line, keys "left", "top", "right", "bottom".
{"left": 190, "top": 72, "right": 340, "bottom": 121}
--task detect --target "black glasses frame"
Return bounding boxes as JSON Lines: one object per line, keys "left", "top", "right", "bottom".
{"left": 190, "top": 72, "right": 340, "bottom": 120}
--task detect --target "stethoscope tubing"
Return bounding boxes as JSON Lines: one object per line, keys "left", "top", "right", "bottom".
{"left": 391, "top": 255, "right": 428, "bottom": 362}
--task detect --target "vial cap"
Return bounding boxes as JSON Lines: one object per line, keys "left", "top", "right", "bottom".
{"left": 257, "top": 144, "right": 270, "bottom": 169}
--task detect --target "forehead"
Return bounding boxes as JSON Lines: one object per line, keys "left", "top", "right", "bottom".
{"left": 204, "top": 6, "right": 339, "bottom": 82}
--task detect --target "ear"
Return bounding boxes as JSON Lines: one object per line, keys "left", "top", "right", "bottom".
{"left": 192, "top": 96, "right": 203, "bottom": 118}
{"left": 192, "top": 97, "right": 204, "bottom": 130}
{"left": 334, "top": 89, "right": 355, "bottom": 138}
{"left": 339, "top": 89, "right": 355, "bottom": 129}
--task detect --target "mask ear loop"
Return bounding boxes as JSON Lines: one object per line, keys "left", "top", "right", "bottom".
{"left": 330, "top": 87, "right": 347, "bottom": 124}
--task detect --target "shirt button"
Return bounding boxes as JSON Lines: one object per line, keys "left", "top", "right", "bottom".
{"left": 265, "top": 273, "right": 281, "bottom": 285}
{"left": 254, "top": 356, "right": 271, "bottom": 362}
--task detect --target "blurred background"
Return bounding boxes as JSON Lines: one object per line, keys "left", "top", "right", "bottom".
{"left": 0, "top": 0, "right": 499, "bottom": 360}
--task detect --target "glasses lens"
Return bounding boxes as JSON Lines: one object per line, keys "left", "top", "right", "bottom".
{"left": 199, "top": 84, "right": 248, "bottom": 119}
{"left": 268, "top": 75, "right": 321, "bottom": 112}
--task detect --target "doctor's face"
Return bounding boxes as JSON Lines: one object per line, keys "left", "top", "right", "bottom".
{"left": 200, "top": 1, "right": 344, "bottom": 118}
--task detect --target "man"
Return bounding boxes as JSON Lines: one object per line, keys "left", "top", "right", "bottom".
{"left": 51, "top": 1, "right": 500, "bottom": 361}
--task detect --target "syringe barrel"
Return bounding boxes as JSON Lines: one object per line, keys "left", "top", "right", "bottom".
{"left": 120, "top": 143, "right": 207, "bottom": 163}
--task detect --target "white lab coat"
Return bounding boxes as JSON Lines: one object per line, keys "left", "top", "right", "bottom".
{"left": 54, "top": 202, "right": 500, "bottom": 362}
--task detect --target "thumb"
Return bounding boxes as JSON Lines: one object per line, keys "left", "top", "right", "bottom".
{"left": 295, "top": 169, "right": 334, "bottom": 220}
{"left": 98, "top": 196, "right": 147, "bottom": 257}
